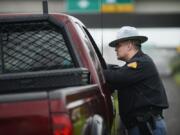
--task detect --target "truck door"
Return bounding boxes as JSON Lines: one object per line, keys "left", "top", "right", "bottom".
{"left": 75, "top": 23, "right": 114, "bottom": 129}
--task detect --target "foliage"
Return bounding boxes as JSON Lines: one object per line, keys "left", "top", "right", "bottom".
{"left": 170, "top": 54, "right": 180, "bottom": 86}
{"left": 174, "top": 72, "right": 180, "bottom": 86}
{"left": 170, "top": 55, "right": 180, "bottom": 74}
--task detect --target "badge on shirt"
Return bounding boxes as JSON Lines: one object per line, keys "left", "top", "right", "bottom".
{"left": 127, "top": 62, "right": 138, "bottom": 69}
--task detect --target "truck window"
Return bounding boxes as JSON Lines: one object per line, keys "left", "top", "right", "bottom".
{"left": 75, "top": 24, "right": 100, "bottom": 69}
{"left": 75, "top": 23, "right": 105, "bottom": 83}
{"left": 0, "top": 21, "right": 75, "bottom": 73}
{"left": 82, "top": 27, "right": 107, "bottom": 69}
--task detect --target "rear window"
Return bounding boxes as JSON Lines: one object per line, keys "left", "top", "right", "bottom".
{"left": 0, "top": 21, "right": 75, "bottom": 73}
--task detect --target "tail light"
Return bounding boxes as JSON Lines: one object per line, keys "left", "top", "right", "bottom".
{"left": 52, "top": 114, "right": 73, "bottom": 135}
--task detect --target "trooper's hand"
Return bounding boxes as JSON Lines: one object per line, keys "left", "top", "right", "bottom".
{"left": 107, "top": 64, "right": 120, "bottom": 69}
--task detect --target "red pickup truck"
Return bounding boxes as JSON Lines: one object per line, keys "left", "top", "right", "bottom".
{"left": 0, "top": 13, "right": 121, "bottom": 135}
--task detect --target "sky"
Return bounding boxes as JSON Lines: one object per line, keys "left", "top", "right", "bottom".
{"left": 90, "top": 28, "right": 180, "bottom": 49}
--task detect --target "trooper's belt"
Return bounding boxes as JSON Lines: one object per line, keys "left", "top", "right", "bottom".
{"left": 125, "top": 108, "right": 163, "bottom": 129}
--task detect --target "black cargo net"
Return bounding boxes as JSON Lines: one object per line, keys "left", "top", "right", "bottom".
{"left": 0, "top": 21, "right": 75, "bottom": 73}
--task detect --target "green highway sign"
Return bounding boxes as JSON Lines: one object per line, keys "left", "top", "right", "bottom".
{"left": 67, "top": 0, "right": 134, "bottom": 13}
{"left": 67, "top": 0, "right": 100, "bottom": 13}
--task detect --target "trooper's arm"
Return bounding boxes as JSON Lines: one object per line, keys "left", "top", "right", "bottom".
{"left": 104, "top": 60, "right": 154, "bottom": 88}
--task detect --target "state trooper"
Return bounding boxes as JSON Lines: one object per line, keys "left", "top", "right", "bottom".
{"left": 104, "top": 26, "right": 169, "bottom": 135}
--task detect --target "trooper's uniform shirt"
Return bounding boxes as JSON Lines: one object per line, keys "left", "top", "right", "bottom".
{"left": 104, "top": 51, "right": 169, "bottom": 126}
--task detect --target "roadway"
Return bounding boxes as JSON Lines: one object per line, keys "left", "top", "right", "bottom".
{"left": 149, "top": 49, "right": 180, "bottom": 135}
{"left": 151, "top": 49, "right": 180, "bottom": 134}
{"left": 163, "top": 76, "right": 180, "bottom": 135}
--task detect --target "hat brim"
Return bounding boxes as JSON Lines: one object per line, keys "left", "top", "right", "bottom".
{"left": 109, "top": 36, "right": 148, "bottom": 47}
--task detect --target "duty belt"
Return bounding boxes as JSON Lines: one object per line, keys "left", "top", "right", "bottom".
{"left": 125, "top": 107, "right": 163, "bottom": 129}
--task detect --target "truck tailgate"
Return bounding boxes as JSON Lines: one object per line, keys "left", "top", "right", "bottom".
{"left": 0, "top": 92, "right": 51, "bottom": 135}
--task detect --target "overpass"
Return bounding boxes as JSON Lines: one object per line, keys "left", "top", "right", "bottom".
{"left": 70, "top": 13, "right": 180, "bottom": 28}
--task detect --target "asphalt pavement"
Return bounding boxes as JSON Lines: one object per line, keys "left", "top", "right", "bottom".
{"left": 163, "top": 76, "right": 180, "bottom": 135}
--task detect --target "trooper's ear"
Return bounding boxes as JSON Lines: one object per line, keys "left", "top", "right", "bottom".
{"left": 127, "top": 41, "right": 133, "bottom": 51}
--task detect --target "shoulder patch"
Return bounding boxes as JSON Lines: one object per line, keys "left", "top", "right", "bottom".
{"left": 127, "top": 62, "right": 138, "bottom": 69}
